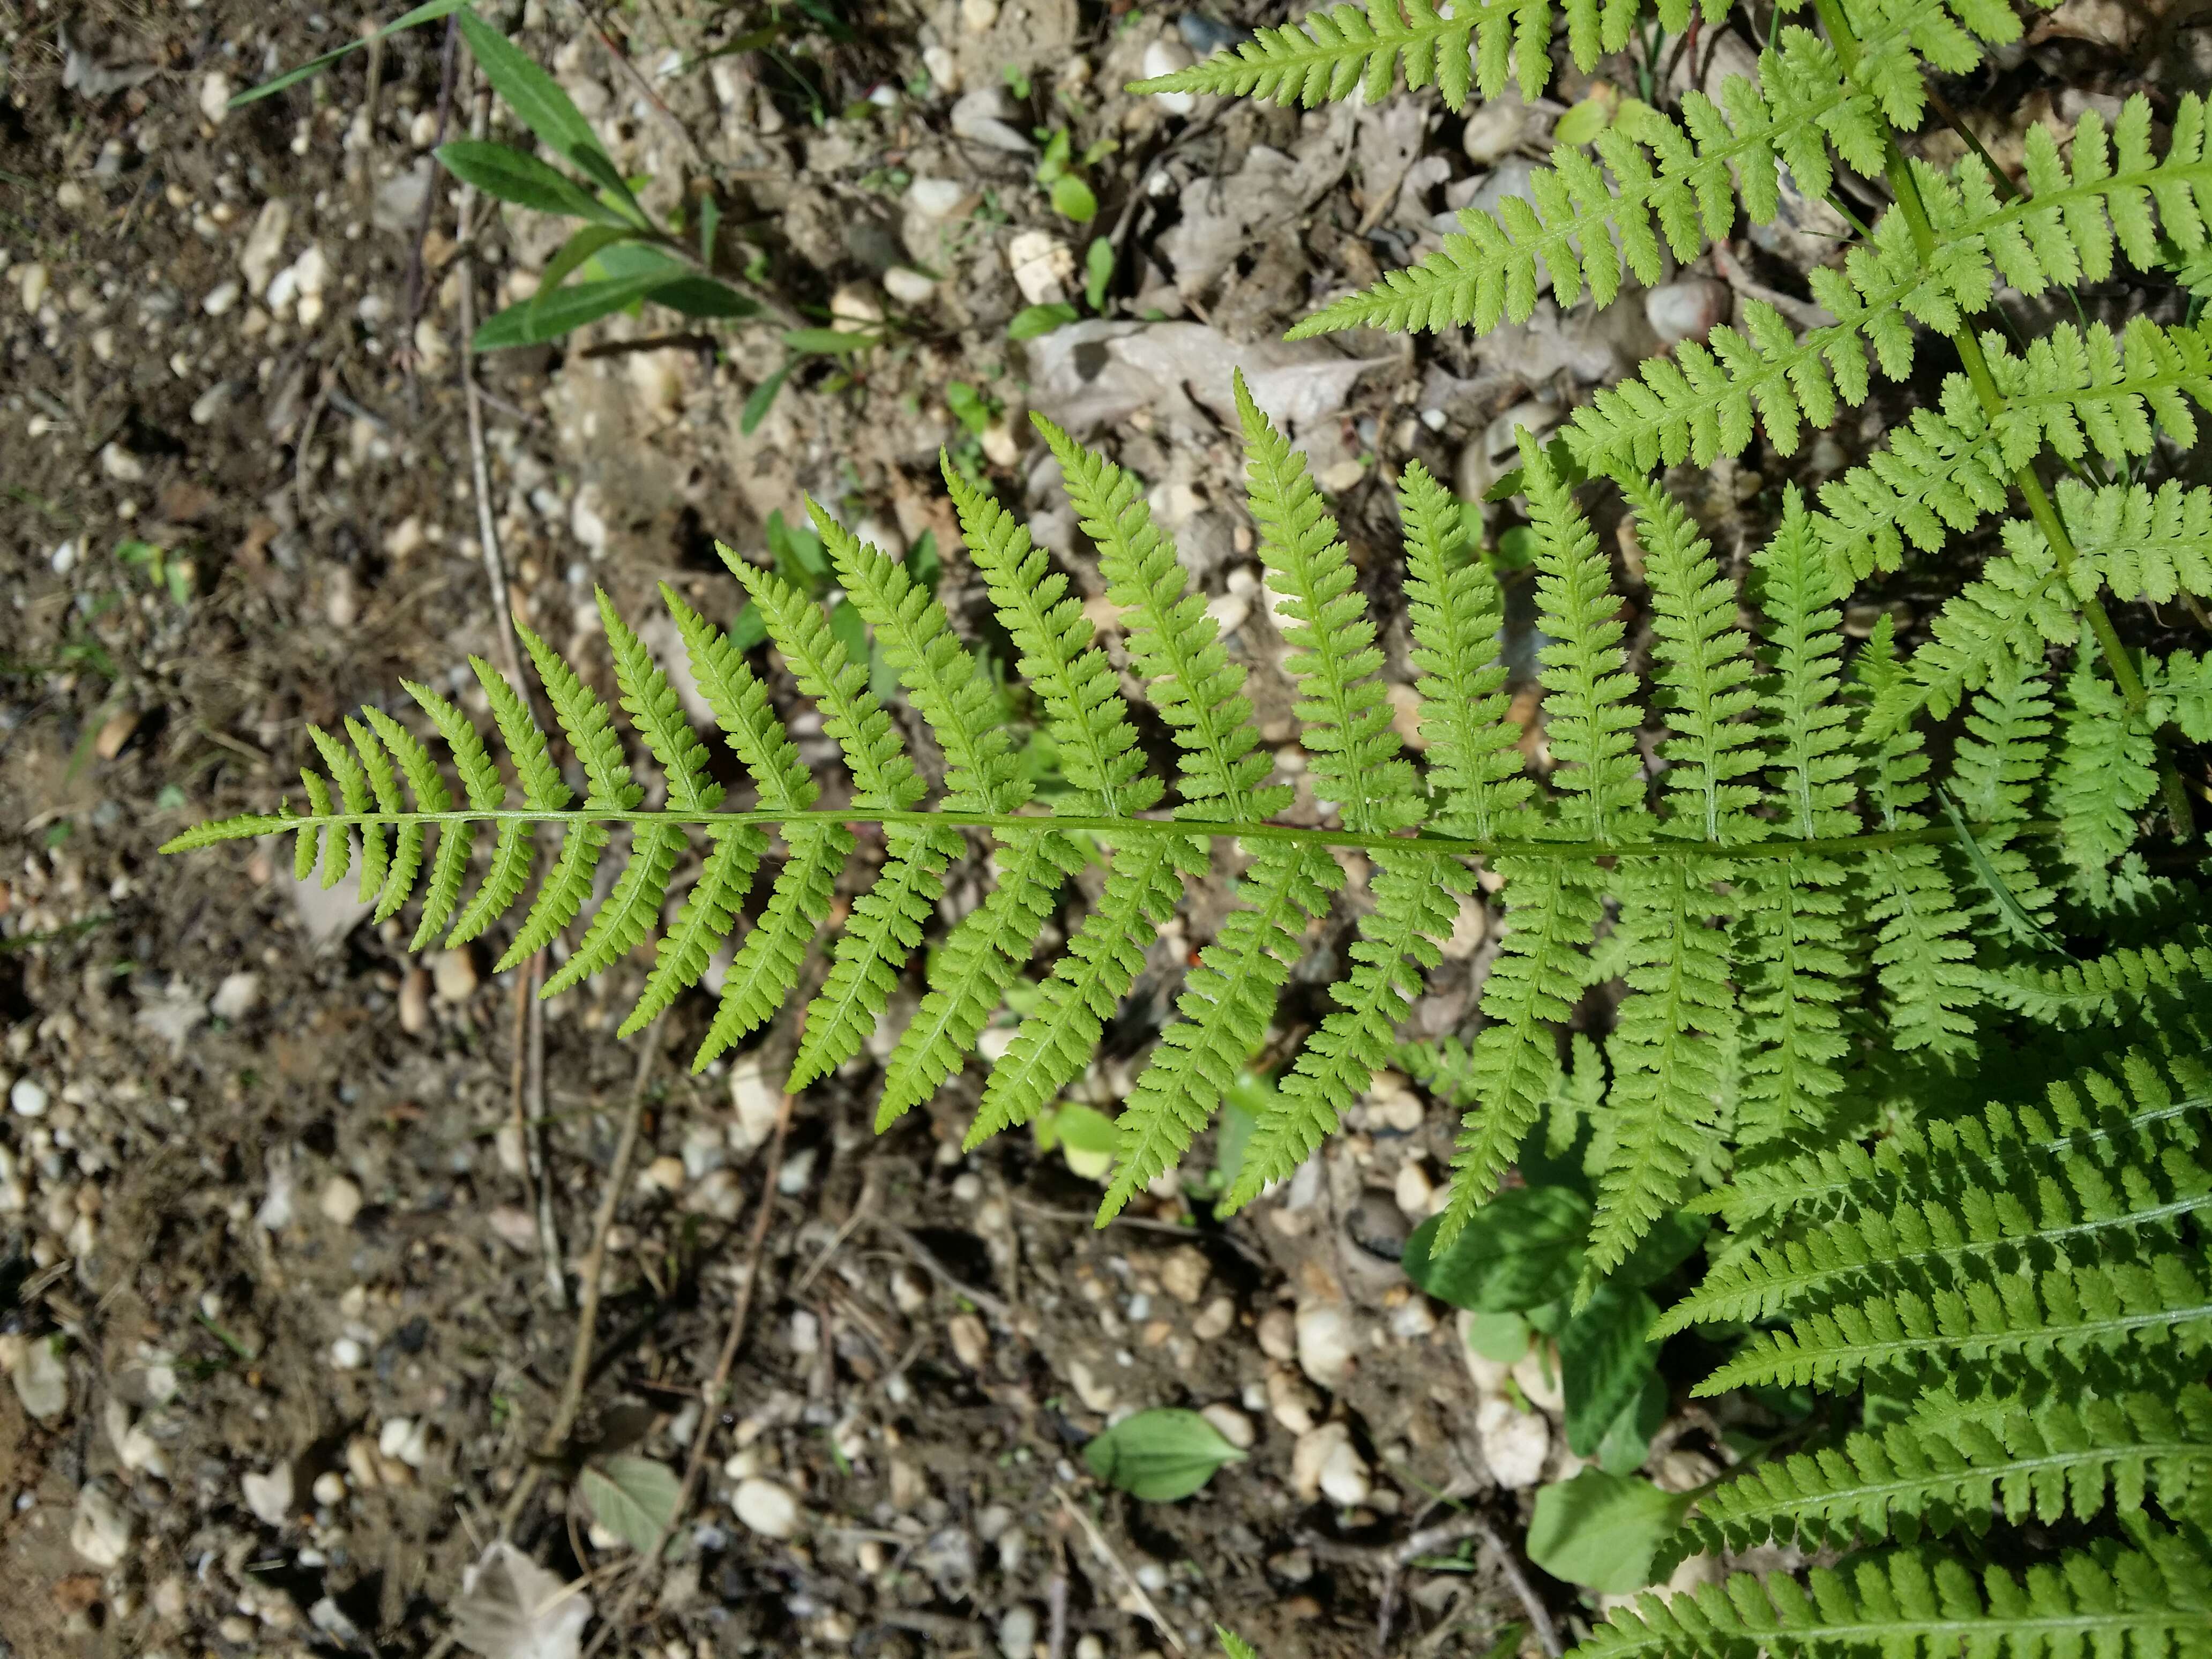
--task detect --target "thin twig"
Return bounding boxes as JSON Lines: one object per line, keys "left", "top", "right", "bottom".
{"left": 498, "top": 1022, "right": 663, "bottom": 1537}
{"left": 570, "top": 0, "right": 708, "bottom": 170}
{"left": 878, "top": 1220, "right": 1013, "bottom": 1322}
{"left": 1045, "top": 1555, "right": 1070, "bottom": 1659}
{"left": 1304, "top": 1514, "right": 1561, "bottom": 1659}
{"left": 581, "top": 1089, "right": 795, "bottom": 1657}
{"left": 525, "top": 974, "right": 561, "bottom": 1302}
{"left": 1056, "top": 1489, "right": 1187, "bottom": 1656}
{"left": 504, "top": 970, "right": 545, "bottom": 1286}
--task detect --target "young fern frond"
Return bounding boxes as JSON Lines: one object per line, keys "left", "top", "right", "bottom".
{"left": 2054, "top": 647, "right": 2161, "bottom": 902}
{"left": 1981, "top": 936, "right": 2212, "bottom": 1029}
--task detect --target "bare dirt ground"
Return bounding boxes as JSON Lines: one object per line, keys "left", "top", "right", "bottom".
{"left": 0, "top": 2, "right": 2196, "bottom": 1656}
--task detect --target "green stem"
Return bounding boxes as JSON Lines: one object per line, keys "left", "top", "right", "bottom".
{"left": 183, "top": 805, "right": 2063, "bottom": 866}
{"left": 1811, "top": 0, "right": 2195, "bottom": 840}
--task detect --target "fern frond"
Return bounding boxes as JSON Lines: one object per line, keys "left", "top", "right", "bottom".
{"left": 1875, "top": 517, "right": 2076, "bottom": 737}
{"left": 2054, "top": 648, "right": 2159, "bottom": 893}
{"left": 356, "top": 705, "right": 450, "bottom": 926}
{"left": 1398, "top": 460, "right": 1529, "bottom": 837}
{"left": 2065, "top": 477, "right": 2212, "bottom": 603}
{"left": 1587, "top": 478, "right": 1751, "bottom": 1273}
{"left": 1737, "top": 496, "right": 1857, "bottom": 1142}
{"left": 1665, "top": 1054, "right": 2212, "bottom": 1335}
{"left": 946, "top": 462, "right": 1192, "bottom": 1146}
{"left": 1438, "top": 436, "right": 1632, "bottom": 1242}
{"left": 305, "top": 723, "right": 375, "bottom": 898}
{"left": 1981, "top": 936, "right": 2212, "bottom": 1029}
{"left": 1856, "top": 621, "right": 1978, "bottom": 1054}
{"left": 1581, "top": 1533, "right": 2212, "bottom": 1659}
{"left": 397, "top": 679, "right": 499, "bottom": 951}
{"left": 1684, "top": 1385, "right": 2212, "bottom": 1556}
{"left": 1946, "top": 651, "right": 2058, "bottom": 932}
{"left": 444, "top": 659, "right": 570, "bottom": 951}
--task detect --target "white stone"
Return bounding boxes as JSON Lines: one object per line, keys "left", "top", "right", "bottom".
{"left": 684, "top": 1170, "right": 743, "bottom": 1221}
{"left": 1006, "top": 231, "right": 1074, "bottom": 304}
{"left": 312, "top": 1471, "right": 348, "bottom": 1506}
{"left": 1460, "top": 98, "right": 1527, "bottom": 166}
{"left": 202, "top": 279, "right": 242, "bottom": 317}
{"left": 1475, "top": 1394, "right": 1549, "bottom": 1489}
{"left": 10, "top": 1335, "right": 67, "bottom": 1419}
{"left": 199, "top": 72, "right": 233, "bottom": 124}
{"left": 884, "top": 266, "right": 937, "bottom": 306}
{"left": 1066, "top": 1357, "right": 1117, "bottom": 1413}
{"left": 948, "top": 1313, "right": 989, "bottom": 1369}
{"left": 430, "top": 948, "right": 477, "bottom": 1004}
{"left": 908, "top": 176, "right": 967, "bottom": 218}
{"left": 997, "top": 1604, "right": 1037, "bottom": 1659}
{"left": 1141, "top": 40, "right": 1196, "bottom": 116}
{"left": 240, "top": 198, "right": 293, "bottom": 297}
{"left": 1192, "top": 1296, "right": 1235, "bottom": 1341}
{"left": 330, "top": 1337, "right": 366, "bottom": 1370}
{"left": 378, "top": 1417, "right": 432, "bottom": 1469}
{"left": 734, "top": 1477, "right": 801, "bottom": 1539}
{"left": 1290, "top": 1421, "right": 1369, "bottom": 1505}
{"left": 961, "top": 0, "right": 999, "bottom": 31}
{"left": 211, "top": 972, "right": 260, "bottom": 1019}
{"left": 1645, "top": 276, "right": 1731, "bottom": 346}
{"left": 729, "top": 1058, "right": 780, "bottom": 1152}
{"left": 99, "top": 443, "right": 146, "bottom": 482}
{"left": 11, "top": 1077, "right": 49, "bottom": 1118}
{"left": 1265, "top": 1365, "right": 1319, "bottom": 1435}
{"left": 1394, "top": 1160, "right": 1435, "bottom": 1220}
{"left": 1512, "top": 1348, "right": 1566, "bottom": 1415}
{"left": 1200, "top": 1403, "right": 1256, "bottom": 1450}
{"left": 1295, "top": 1303, "right": 1354, "bottom": 1391}
{"left": 1158, "top": 1245, "right": 1209, "bottom": 1305}
{"left": 319, "top": 1176, "right": 363, "bottom": 1227}
{"left": 1389, "top": 1298, "right": 1438, "bottom": 1340}
{"left": 641, "top": 1155, "right": 687, "bottom": 1194}
{"left": 922, "top": 44, "right": 960, "bottom": 93}
{"left": 18, "top": 261, "right": 48, "bottom": 313}
{"left": 950, "top": 88, "right": 1033, "bottom": 154}
{"left": 829, "top": 281, "right": 886, "bottom": 332}
{"left": 1441, "top": 896, "right": 1489, "bottom": 960}
{"left": 71, "top": 1488, "right": 133, "bottom": 1567}
{"left": 243, "top": 1464, "right": 294, "bottom": 1526}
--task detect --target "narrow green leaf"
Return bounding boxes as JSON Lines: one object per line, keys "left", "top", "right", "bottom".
{"left": 474, "top": 267, "right": 693, "bottom": 349}
{"left": 537, "top": 225, "right": 641, "bottom": 301}
{"left": 1083, "top": 236, "right": 1115, "bottom": 311}
{"left": 742, "top": 365, "right": 793, "bottom": 435}
{"left": 783, "top": 327, "right": 878, "bottom": 355}
{"left": 1402, "top": 1186, "right": 1591, "bottom": 1312}
{"left": 455, "top": 9, "right": 607, "bottom": 174}
{"left": 1082, "top": 1409, "right": 1246, "bottom": 1501}
{"left": 1936, "top": 785, "right": 2064, "bottom": 952}
{"left": 1554, "top": 95, "right": 1611, "bottom": 146}
{"left": 229, "top": 0, "right": 469, "bottom": 107}
{"left": 646, "top": 277, "right": 758, "bottom": 320}
{"left": 577, "top": 1454, "right": 682, "bottom": 1553}
{"left": 699, "top": 193, "right": 721, "bottom": 266}
{"left": 1008, "top": 302, "right": 1079, "bottom": 341}
{"left": 1525, "top": 1470, "right": 1690, "bottom": 1593}
{"left": 435, "top": 140, "right": 631, "bottom": 225}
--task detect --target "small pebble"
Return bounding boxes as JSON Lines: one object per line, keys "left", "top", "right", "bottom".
{"left": 884, "top": 266, "right": 937, "bottom": 306}
{"left": 11, "top": 1078, "right": 49, "bottom": 1118}
{"left": 948, "top": 1312, "right": 989, "bottom": 1369}
{"left": 10, "top": 1335, "right": 67, "bottom": 1420}
{"left": 1201, "top": 1403, "right": 1256, "bottom": 1451}
{"left": 997, "top": 1604, "right": 1038, "bottom": 1659}
{"left": 734, "top": 1477, "right": 801, "bottom": 1540}
{"left": 642, "top": 1155, "right": 687, "bottom": 1194}
{"left": 1295, "top": 1303, "right": 1355, "bottom": 1390}
{"left": 1191, "top": 1296, "right": 1235, "bottom": 1341}
{"left": 430, "top": 948, "right": 477, "bottom": 1004}
{"left": 1066, "top": 1357, "right": 1117, "bottom": 1413}
{"left": 243, "top": 1464, "right": 294, "bottom": 1527}
{"left": 1257, "top": 1306, "right": 1296, "bottom": 1361}
{"left": 202, "top": 279, "right": 241, "bottom": 317}
{"left": 1141, "top": 39, "right": 1196, "bottom": 115}
{"left": 398, "top": 968, "right": 431, "bottom": 1034}
{"left": 378, "top": 1417, "right": 431, "bottom": 1470}
{"left": 961, "top": 0, "right": 998, "bottom": 31}
{"left": 330, "top": 1337, "right": 365, "bottom": 1370}
{"left": 907, "top": 177, "right": 967, "bottom": 218}
{"left": 729, "top": 1058, "right": 780, "bottom": 1151}
{"left": 1394, "top": 1161, "right": 1436, "bottom": 1220}
{"left": 199, "top": 72, "right": 232, "bottom": 122}
{"left": 71, "top": 1488, "right": 133, "bottom": 1568}
{"left": 210, "top": 971, "right": 260, "bottom": 1020}
{"left": 1475, "top": 1394, "right": 1549, "bottom": 1489}
{"left": 1644, "top": 276, "right": 1732, "bottom": 346}
{"left": 312, "top": 1472, "right": 347, "bottom": 1507}
{"left": 1461, "top": 98, "right": 1527, "bottom": 165}
{"left": 18, "top": 261, "right": 48, "bottom": 313}
{"left": 319, "top": 1176, "right": 363, "bottom": 1227}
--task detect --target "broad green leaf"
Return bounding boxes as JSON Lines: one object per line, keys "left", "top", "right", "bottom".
{"left": 577, "top": 1454, "right": 682, "bottom": 1553}
{"left": 741, "top": 365, "right": 792, "bottom": 436}
{"left": 1038, "top": 1102, "right": 1119, "bottom": 1180}
{"left": 728, "top": 601, "right": 768, "bottom": 652}
{"left": 538, "top": 225, "right": 644, "bottom": 300}
{"left": 1560, "top": 1281, "right": 1659, "bottom": 1456}
{"left": 474, "top": 267, "right": 691, "bottom": 349}
{"left": 1008, "top": 302, "right": 1079, "bottom": 341}
{"left": 945, "top": 381, "right": 991, "bottom": 437}
{"left": 1084, "top": 236, "right": 1115, "bottom": 310}
{"left": 229, "top": 0, "right": 469, "bottom": 107}
{"left": 1051, "top": 174, "right": 1098, "bottom": 222}
{"left": 904, "top": 529, "right": 941, "bottom": 592}
{"left": 1402, "top": 1186, "right": 1590, "bottom": 1312}
{"left": 643, "top": 277, "right": 758, "bottom": 320}
{"left": 1525, "top": 1470, "right": 1690, "bottom": 1593}
{"left": 1214, "top": 1071, "right": 1273, "bottom": 1192}
{"left": 455, "top": 10, "right": 607, "bottom": 175}
{"left": 1082, "top": 1408, "right": 1246, "bottom": 1500}
{"left": 827, "top": 595, "right": 870, "bottom": 670}
{"left": 435, "top": 141, "right": 630, "bottom": 225}
{"left": 1554, "top": 95, "right": 1612, "bottom": 146}
{"left": 1596, "top": 1369, "right": 1668, "bottom": 1475}
{"left": 783, "top": 327, "right": 878, "bottom": 355}
{"left": 1463, "top": 1309, "right": 1532, "bottom": 1363}
{"left": 1610, "top": 1209, "right": 1710, "bottom": 1291}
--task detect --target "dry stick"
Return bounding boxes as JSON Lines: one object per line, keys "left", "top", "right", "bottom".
{"left": 497, "top": 1022, "right": 664, "bottom": 1537}
{"left": 450, "top": 58, "right": 568, "bottom": 1306}
{"left": 878, "top": 1219, "right": 1014, "bottom": 1321}
{"left": 570, "top": 0, "right": 708, "bottom": 170}
{"left": 581, "top": 1089, "right": 797, "bottom": 1658}
{"left": 1056, "top": 1488, "right": 1187, "bottom": 1656}
{"left": 1304, "top": 1513, "right": 1561, "bottom": 1659}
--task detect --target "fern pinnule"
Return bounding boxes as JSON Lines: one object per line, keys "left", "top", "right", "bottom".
{"left": 1981, "top": 936, "right": 2212, "bottom": 1029}
{"left": 1579, "top": 1532, "right": 2212, "bottom": 1659}
{"left": 1228, "top": 375, "right": 1456, "bottom": 1204}
{"left": 395, "top": 678, "right": 501, "bottom": 951}
{"left": 304, "top": 723, "right": 372, "bottom": 898}
{"left": 2066, "top": 477, "right": 2212, "bottom": 605}
{"left": 1678, "top": 1385, "right": 2212, "bottom": 1557}
{"left": 2054, "top": 647, "right": 2161, "bottom": 897}
{"left": 1437, "top": 434, "right": 1627, "bottom": 1245}
{"left": 356, "top": 705, "right": 450, "bottom": 927}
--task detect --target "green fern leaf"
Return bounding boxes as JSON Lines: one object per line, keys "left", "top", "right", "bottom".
{"left": 1981, "top": 936, "right": 2212, "bottom": 1029}
{"left": 2054, "top": 648, "right": 2159, "bottom": 892}
{"left": 396, "top": 679, "right": 498, "bottom": 951}
{"left": 2064, "top": 477, "right": 2212, "bottom": 603}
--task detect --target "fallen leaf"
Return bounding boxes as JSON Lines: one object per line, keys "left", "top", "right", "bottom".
{"left": 451, "top": 1543, "right": 592, "bottom": 1659}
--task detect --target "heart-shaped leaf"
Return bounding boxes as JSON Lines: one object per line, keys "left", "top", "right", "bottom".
{"left": 577, "top": 1454, "right": 681, "bottom": 1554}
{"left": 1526, "top": 1469, "right": 1690, "bottom": 1594}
